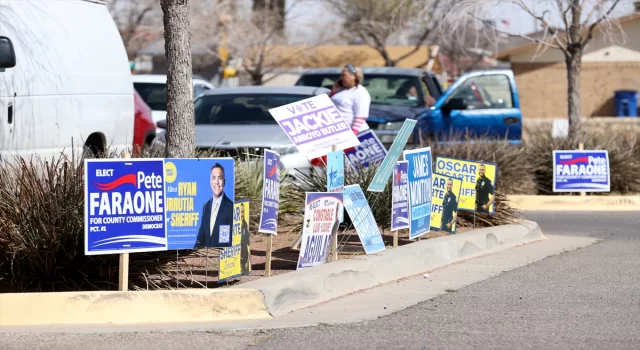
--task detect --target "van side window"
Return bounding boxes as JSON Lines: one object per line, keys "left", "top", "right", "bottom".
{"left": 448, "top": 75, "right": 513, "bottom": 110}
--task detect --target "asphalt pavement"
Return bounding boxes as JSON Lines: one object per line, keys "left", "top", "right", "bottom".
{"left": 2, "top": 211, "right": 639, "bottom": 350}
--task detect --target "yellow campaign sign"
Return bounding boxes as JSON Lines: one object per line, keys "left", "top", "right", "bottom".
{"left": 430, "top": 174, "right": 462, "bottom": 234}
{"left": 219, "top": 200, "right": 251, "bottom": 282}
{"left": 434, "top": 157, "right": 497, "bottom": 214}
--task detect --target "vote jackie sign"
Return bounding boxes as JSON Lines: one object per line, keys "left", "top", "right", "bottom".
{"left": 553, "top": 150, "right": 610, "bottom": 192}
{"left": 268, "top": 93, "right": 360, "bottom": 159}
{"left": 85, "top": 157, "right": 235, "bottom": 255}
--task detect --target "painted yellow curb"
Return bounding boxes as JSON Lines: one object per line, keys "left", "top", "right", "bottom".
{"left": 507, "top": 195, "right": 640, "bottom": 211}
{"left": 0, "top": 289, "right": 271, "bottom": 326}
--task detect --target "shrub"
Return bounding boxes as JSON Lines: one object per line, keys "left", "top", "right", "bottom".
{"left": 525, "top": 125, "right": 640, "bottom": 195}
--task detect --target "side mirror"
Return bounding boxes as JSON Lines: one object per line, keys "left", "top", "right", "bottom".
{"left": 156, "top": 119, "right": 167, "bottom": 129}
{"left": 442, "top": 97, "right": 468, "bottom": 115}
{"left": 0, "top": 37, "right": 16, "bottom": 70}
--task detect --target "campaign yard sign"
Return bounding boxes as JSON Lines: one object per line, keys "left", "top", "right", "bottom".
{"left": 367, "top": 119, "right": 417, "bottom": 192}
{"left": 434, "top": 157, "right": 497, "bottom": 215}
{"left": 268, "top": 93, "right": 360, "bottom": 159}
{"left": 85, "top": 158, "right": 168, "bottom": 255}
{"left": 164, "top": 158, "right": 235, "bottom": 250}
{"left": 403, "top": 147, "right": 433, "bottom": 239}
{"left": 391, "top": 161, "right": 409, "bottom": 231}
{"left": 431, "top": 174, "right": 462, "bottom": 234}
{"left": 297, "top": 192, "right": 343, "bottom": 269}
{"left": 553, "top": 150, "right": 610, "bottom": 192}
{"left": 345, "top": 130, "right": 387, "bottom": 170}
{"left": 327, "top": 150, "right": 345, "bottom": 193}
{"left": 85, "top": 157, "right": 235, "bottom": 255}
{"left": 343, "top": 184, "right": 386, "bottom": 254}
{"left": 219, "top": 199, "right": 252, "bottom": 283}
{"left": 258, "top": 149, "right": 280, "bottom": 235}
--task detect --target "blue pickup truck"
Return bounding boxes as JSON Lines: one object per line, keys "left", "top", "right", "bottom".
{"left": 294, "top": 67, "right": 522, "bottom": 147}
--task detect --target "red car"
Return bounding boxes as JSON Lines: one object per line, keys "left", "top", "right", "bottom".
{"left": 133, "top": 89, "right": 156, "bottom": 156}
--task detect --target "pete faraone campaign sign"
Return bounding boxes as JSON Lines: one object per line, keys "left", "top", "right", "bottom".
{"left": 268, "top": 93, "right": 360, "bottom": 159}
{"left": 391, "top": 161, "right": 409, "bottom": 231}
{"left": 219, "top": 199, "right": 252, "bottom": 283}
{"left": 258, "top": 149, "right": 280, "bottom": 235}
{"left": 553, "top": 150, "right": 610, "bottom": 192}
{"left": 343, "top": 184, "right": 386, "bottom": 254}
{"left": 85, "top": 157, "right": 235, "bottom": 255}
{"left": 434, "top": 157, "right": 497, "bottom": 214}
{"left": 431, "top": 174, "right": 462, "bottom": 234}
{"left": 403, "top": 147, "right": 433, "bottom": 239}
{"left": 297, "top": 192, "right": 343, "bottom": 269}
{"left": 345, "top": 130, "right": 388, "bottom": 170}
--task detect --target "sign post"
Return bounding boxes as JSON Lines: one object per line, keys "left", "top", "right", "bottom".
{"left": 579, "top": 143, "right": 586, "bottom": 197}
{"left": 119, "top": 152, "right": 130, "bottom": 291}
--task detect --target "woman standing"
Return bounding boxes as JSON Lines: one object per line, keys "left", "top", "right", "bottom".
{"left": 311, "top": 64, "right": 371, "bottom": 166}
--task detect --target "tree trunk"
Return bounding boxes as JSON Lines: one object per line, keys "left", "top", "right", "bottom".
{"left": 161, "top": 0, "right": 195, "bottom": 158}
{"left": 565, "top": 51, "right": 582, "bottom": 139}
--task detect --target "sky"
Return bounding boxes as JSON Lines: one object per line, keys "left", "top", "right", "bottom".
{"left": 284, "top": 0, "right": 637, "bottom": 37}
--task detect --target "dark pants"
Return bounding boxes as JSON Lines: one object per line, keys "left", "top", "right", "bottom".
{"left": 476, "top": 203, "right": 490, "bottom": 214}
{"left": 441, "top": 220, "right": 453, "bottom": 233}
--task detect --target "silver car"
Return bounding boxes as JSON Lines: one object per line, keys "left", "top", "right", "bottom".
{"left": 155, "top": 85, "right": 330, "bottom": 172}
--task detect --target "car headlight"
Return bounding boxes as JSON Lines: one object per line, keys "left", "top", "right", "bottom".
{"left": 381, "top": 122, "right": 403, "bottom": 130}
{"left": 272, "top": 145, "right": 299, "bottom": 156}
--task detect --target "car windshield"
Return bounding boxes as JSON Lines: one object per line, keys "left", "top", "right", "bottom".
{"left": 296, "top": 74, "right": 423, "bottom": 107}
{"left": 195, "top": 93, "right": 312, "bottom": 125}
{"left": 134, "top": 83, "right": 168, "bottom": 111}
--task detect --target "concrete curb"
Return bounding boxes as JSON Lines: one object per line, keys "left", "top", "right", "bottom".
{"left": 0, "top": 289, "right": 271, "bottom": 327}
{"left": 234, "top": 220, "right": 544, "bottom": 317}
{"left": 508, "top": 195, "right": 640, "bottom": 211}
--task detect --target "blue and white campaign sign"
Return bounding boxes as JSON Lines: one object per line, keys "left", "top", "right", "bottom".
{"left": 391, "top": 161, "right": 409, "bottom": 231}
{"left": 164, "top": 158, "right": 235, "bottom": 250}
{"left": 327, "top": 150, "right": 345, "bottom": 222}
{"left": 345, "top": 130, "right": 387, "bottom": 170}
{"left": 403, "top": 147, "right": 433, "bottom": 239}
{"left": 85, "top": 159, "right": 168, "bottom": 255}
{"left": 367, "top": 119, "right": 417, "bottom": 192}
{"left": 259, "top": 149, "right": 280, "bottom": 235}
{"left": 343, "top": 184, "right": 386, "bottom": 254}
{"left": 553, "top": 150, "right": 610, "bottom": 192}
{"left": 327, "top": 150, "right": 345, "bottom": 193}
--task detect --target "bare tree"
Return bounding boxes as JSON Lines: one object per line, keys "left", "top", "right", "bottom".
{"left": 447, "top": 0, "right": 625, "bottom": 138}
{"left": 434, "top": 16, "right": 495, "bottom": 77}
{"left": 323, "top": 0, "right": 452, "bottom": 67}
{"left": 107, "top": 0, "right": 162, "bottom": 59}
{"left": 200, "top": 0, "right": 331, "bottom": 85}
{"left": 161, "top": 0, "right": 195, "bottom": 158}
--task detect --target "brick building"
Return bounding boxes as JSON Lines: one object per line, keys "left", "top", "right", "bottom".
{"left": 494, "top": 13, "right": 640, "bottom": 118}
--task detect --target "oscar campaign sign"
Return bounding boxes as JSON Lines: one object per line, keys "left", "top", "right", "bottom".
{"left": 434, "top": 157, "right": 497, "bottom": 214}
{"left": 403, "top": 147, "right": 433, "bottom": 239}
{"left": 268, "top": 94, "right": 360, "bottom": 159}
{"left": 259, "top": 150, "right": 280, "bottom": 235}
{"left": 85, "top": 159, "right": 167, "bottom": 255}
{"left": 391, "top": 161, "right": 409, "bottom": 231}
{"left": 430, "top": 174, "right": 462, "bottom": 234}
{"left": 553, "top": 150, "right": 610, "bottom": 192}
{"left": 345, "top": 130, "right": 388, "bottom": 170}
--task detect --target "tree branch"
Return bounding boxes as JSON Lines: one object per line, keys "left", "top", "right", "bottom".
{"left": 581, "top": 0, "right": 622, "bottom": 46}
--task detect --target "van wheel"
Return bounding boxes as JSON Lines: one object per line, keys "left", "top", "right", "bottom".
{"left": 83, "top": 133, "right": 105, "bottom": 158}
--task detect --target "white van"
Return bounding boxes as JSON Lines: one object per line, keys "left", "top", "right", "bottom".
{"left": 0, "top": 0, "right": 134, "bottom": 162}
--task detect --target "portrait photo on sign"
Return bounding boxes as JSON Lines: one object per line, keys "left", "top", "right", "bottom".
{"left": 430, "top": 174, "right": 462, "bottom": 234}
{"left": 164, "top": 158, "right": 235, "bottom": 250}
{"left": 219, "top": 199, "right": 251, "bottom": 283}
